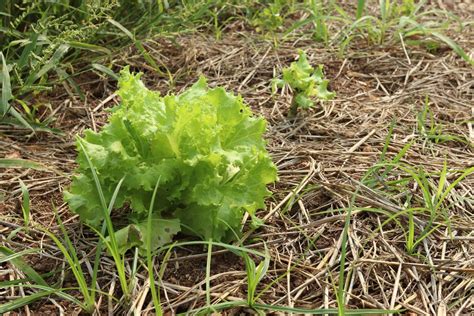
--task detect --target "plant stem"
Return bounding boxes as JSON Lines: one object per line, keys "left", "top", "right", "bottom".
{"left": 288, "top": 94, "right": 298, "bottom": 119}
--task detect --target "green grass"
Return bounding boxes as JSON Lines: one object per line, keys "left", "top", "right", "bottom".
{"left": 291, "top": 1, "right": 473, "bottom": 64}
{"left": 77, "top": 137, "right": 131, "bottom": 300}
{"left": 147, "top": 178, "right": 164, "bottom": 316}
{"left": 417, "top": 96, "right": 471, "bottom": 146}
{"left": 1, "top": 138, "right": 145, "bottom": 314}
{"left": 0, "top": 237, "right": 92, "bottom": 313}
{"left": 361, "top": 117, "right": 473, "bottom": 256}
{"left": 0, "top": 0, "right": 266, "bottom": 128}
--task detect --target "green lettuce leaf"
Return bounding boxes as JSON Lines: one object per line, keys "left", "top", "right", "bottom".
{"left": 277, "top": 50, "right": 335, "bottom": 112}
{"left": 64, "top": 67, "right": 278, "bottom": 251}
{"left": 111, "top": 217, "right": 181, "bottom": 255}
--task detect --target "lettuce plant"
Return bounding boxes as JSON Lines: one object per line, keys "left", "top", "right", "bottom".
{"left": 64, "top": 68, "right": 277, "bottom": 252}
{"left": 273, "top": 50, "right": 335, "bottom": 118}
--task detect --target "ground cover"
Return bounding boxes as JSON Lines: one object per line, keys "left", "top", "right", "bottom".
{"left": 1, "top": 1, "right": 473, "bottom": 315}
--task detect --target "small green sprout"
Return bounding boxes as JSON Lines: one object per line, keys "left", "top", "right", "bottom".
{"left": 252, "top": 2, "right": 284, "bottom": 34}
{"left": 273, "top": 50, "right": 335, "bottom": 118}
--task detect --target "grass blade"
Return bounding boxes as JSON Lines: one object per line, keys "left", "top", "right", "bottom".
{"left": 92, "top": 63, "right": 119, "bottom": 81}
{"left": 108, "top": 19, "right": 169, "bottom": 78}
{"left": 19, "top": 179, "right": 30, "bottom": 227}
{"left": 26, "top": 44, "right": 70, "bottom": 85}
{"left": 435, "top": 160, "right": 447, "bottom": 205}
{"left": 0, "top": 53, "right": 33, "bottom": 130}
{"left": 206, "top": 238, "right": 213, "bottom": 310}
{"left": 78, "top": 137, "right": 129, "bottom": 297}
{"left": 66, "top": 41, "right": 111, "bottom": 55}
{"left": 147, "top": 177, "right": 163, "bottom": 316}
{"left": 1, "top": 52, "right": 12, "bottom": 115}
{"left": 356, "top": 0, "right": 366, "bottom": 19}
{"left": 0, "top": 286, "right": 85, "bottom": 314}
{"left": 430, "top": 31, "right": 474, "bottom": 66}
{"left": 0, "top": 246, "right": 47, "bottom": 287}
{"left": 55, "top": 68, "right": 85, "bottom": 101}
{"left": 435, "top": 166, "right": 474, "bottom": 210}
{"left": 89, "top": 176, "right": 126, "bottom": 304}
{"left": 8, "top": 107, "right": 35, "bottom": 131}
{"left": 0, "top": 158, "right": 47, "bottom": 170}
{"left": 0, "top": 290, "right": 56, "bottom": 314}
{"left": 40, "top": 227, "right": 93, "bottom": 309}
{"left": 17, "top": 33, "right": 38, "bottom": 69}
{"left": 0, "top": 247, "right": 38, "bottom": 264}
{"left": 108, "top": 18, "right": 135, "bottom": 39}
{"left": 380, "top": 119, "right": 396, "bottom": 162}
{"left": 336, "top": 190, "right": 357, "bottom": 314}
{"left": 407, "top": 208, "right": 415, "bottom": 253}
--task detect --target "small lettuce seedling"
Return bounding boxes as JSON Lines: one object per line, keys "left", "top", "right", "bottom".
{"left": 64, "top": 67, "right": 277, "bottom": 253}
{"left": 273, "top": 50, "right": 335, "bottom": 118}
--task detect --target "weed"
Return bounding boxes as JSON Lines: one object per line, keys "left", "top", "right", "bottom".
{"left": 0, "top": 158, "right": 47, "bottom": 170}
{"left": 252, "top": 1, "right": 285, "bottom": 45}
{"left": 417, "top": 96, "right": 470, "bottom": 147}
{"left": 362, "top": 121, "right": 473, "bottom": 255}
{"left": 77, "top": 138, "right": 131, "bottom": 299}
{"left": 0, "top": 228, "right": 96, "bottom": 314}
{"left": 378, "top": 162, "right": 474, "bottom": 254}
{"left": 309, "top": 0, "right": 329, "bottom": 44}
{"left": 147, "top": 178, "right": 164, "bottom": 315}
{"left": 284, "top": 1, "right": 473, "bottom": 64}
{"left": 242, "top": 248, "right": 270, "bottom": 309}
